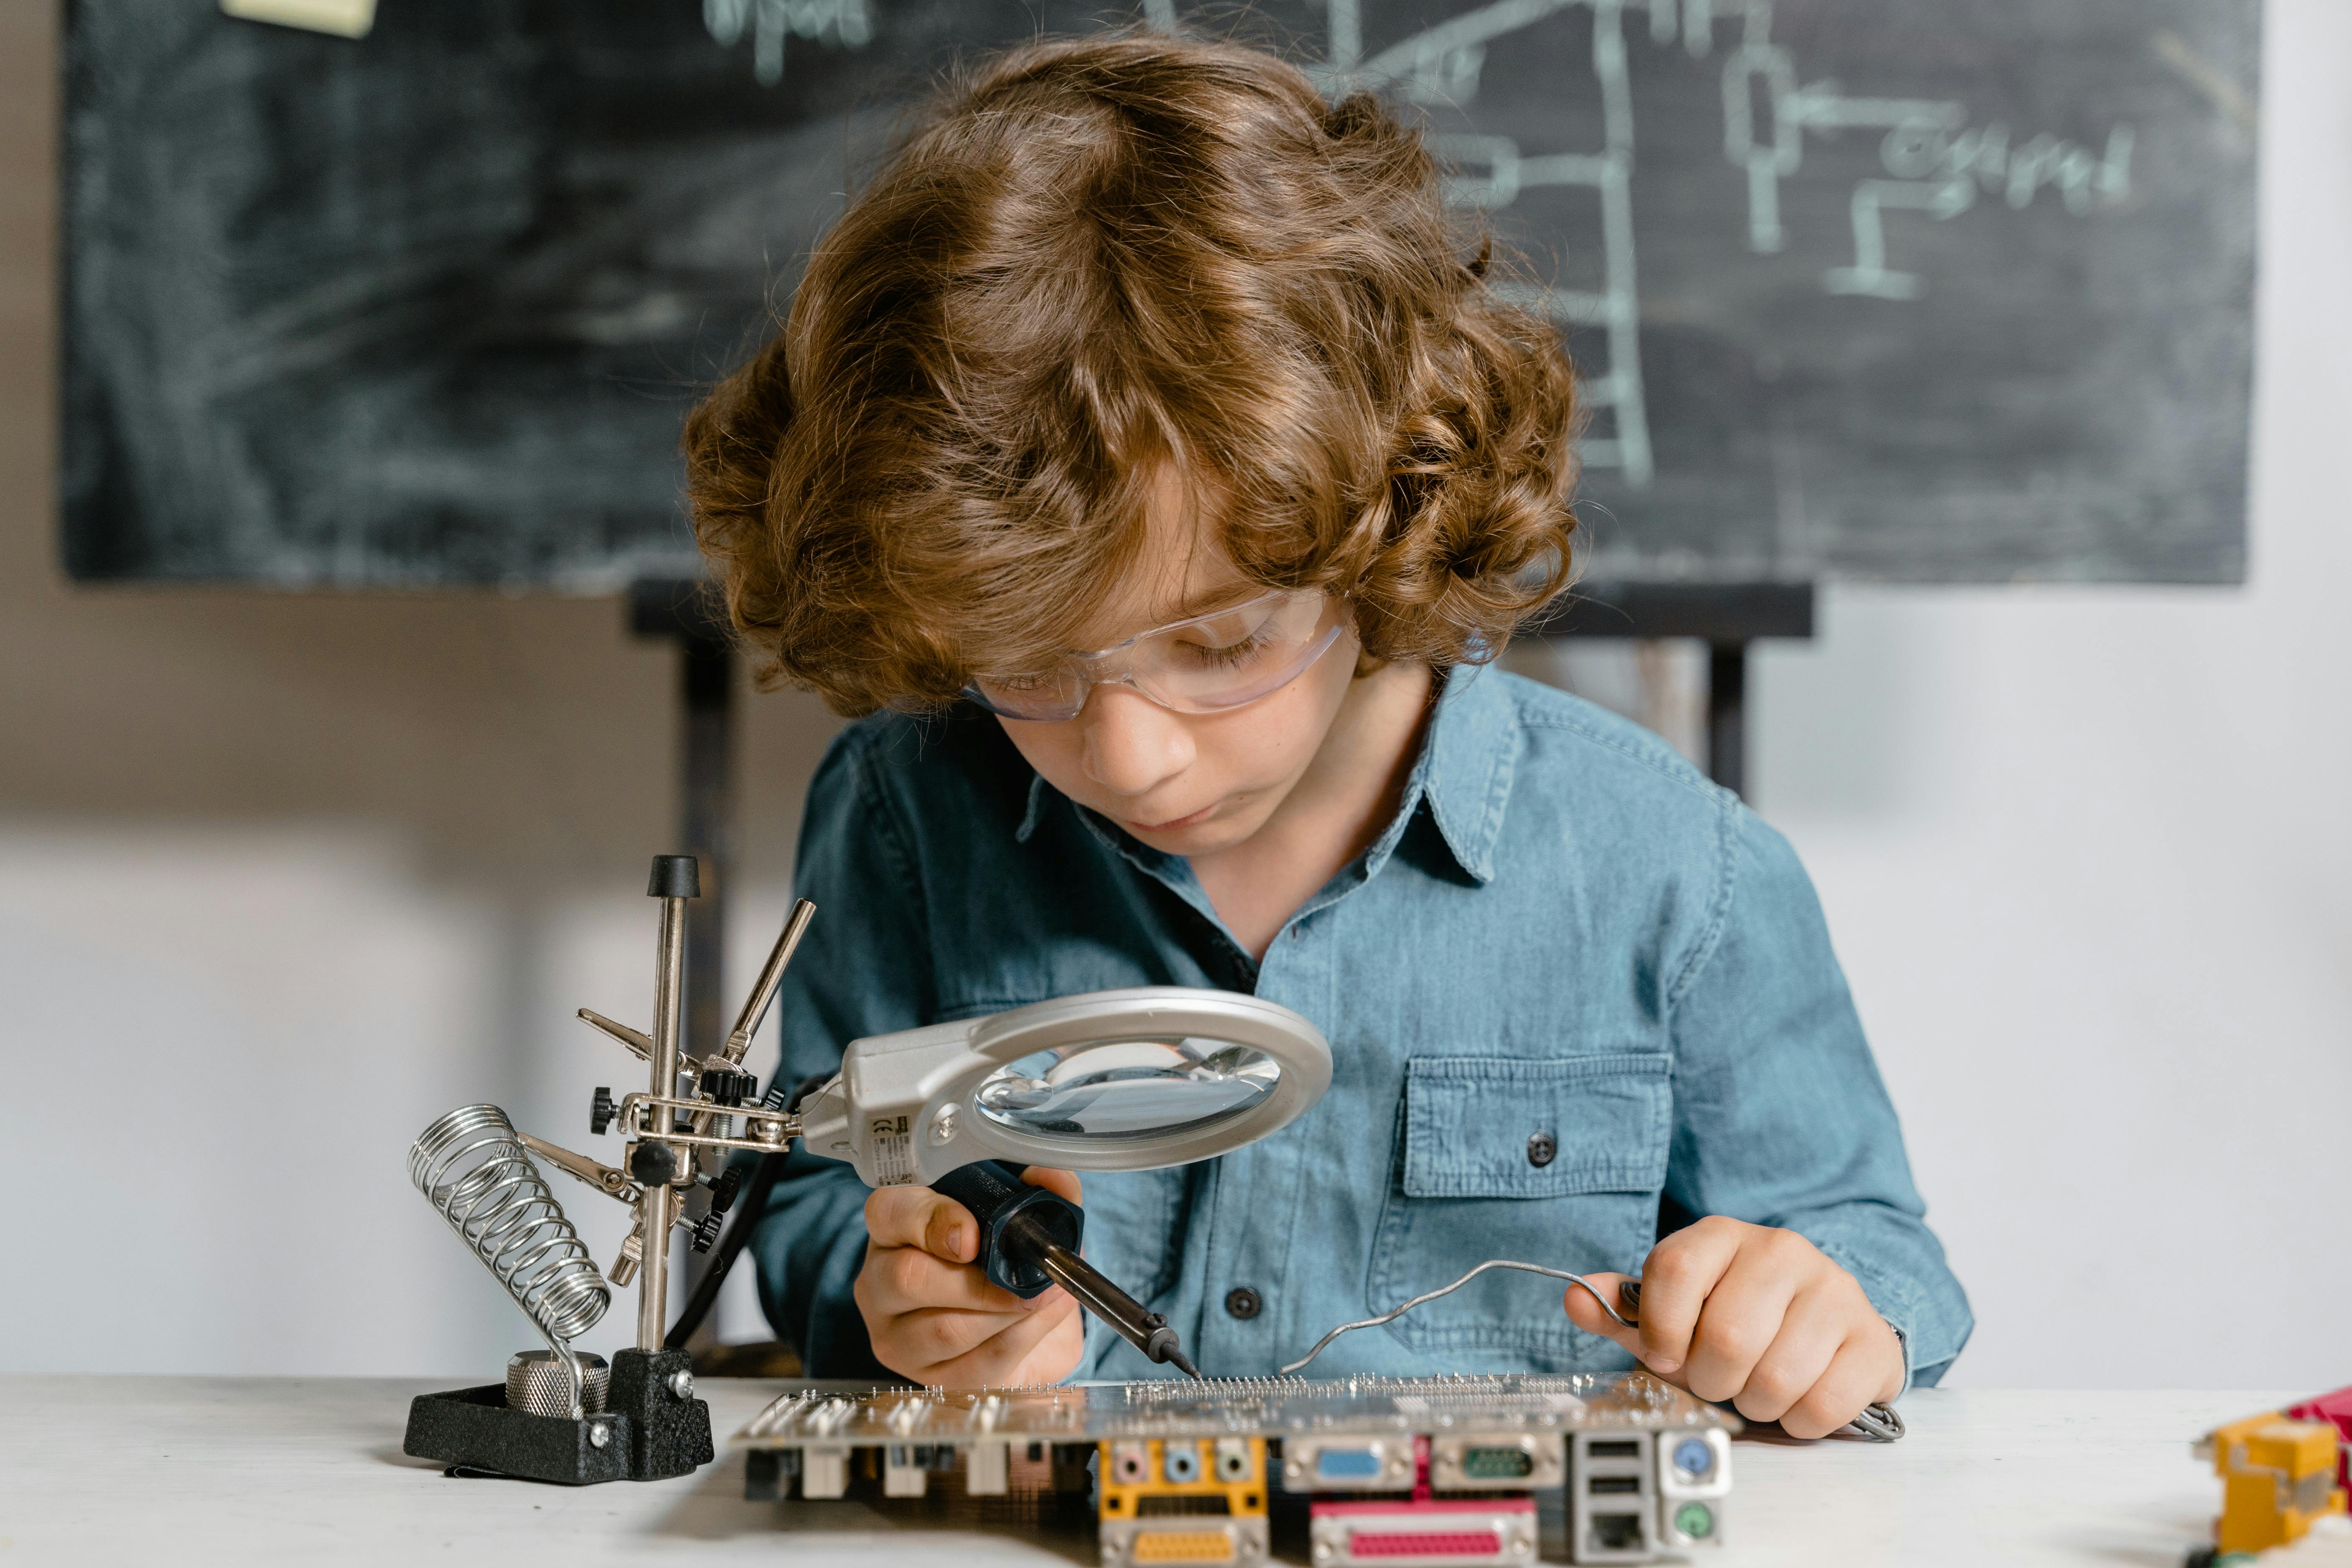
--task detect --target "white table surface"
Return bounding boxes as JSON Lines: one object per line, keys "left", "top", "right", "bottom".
{"left": 0, "top": 1376, "right": 2269, "bottom": 1567}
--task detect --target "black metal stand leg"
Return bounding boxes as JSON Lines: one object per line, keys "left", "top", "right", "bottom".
{"left": 681, "top": 635, "right": 734, "bottom": 1062}
{"left": 675, "top": 634, "right": 735, "bottom": 1356}
{"left": 1706, "top": 642, "right": 1748, "bottom": 800}
{"left": 1523, "top": 582, "right": 1807, "bottom": 805}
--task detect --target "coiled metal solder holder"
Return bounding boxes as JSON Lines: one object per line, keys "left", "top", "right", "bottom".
{"left": 409, "top": 1104, "right": 612, "bottom": 1420}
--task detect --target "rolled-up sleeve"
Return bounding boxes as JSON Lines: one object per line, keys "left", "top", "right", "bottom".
{"left": 747, "top": 731, "right": 934, "bottom": 1379}
{"left": 1662, "top": 803, "right": 1973, "bottom": 1390}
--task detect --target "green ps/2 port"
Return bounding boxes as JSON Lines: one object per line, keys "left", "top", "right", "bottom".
{"left": 1460, "top": 1446, "right": 1536, "bottom": 1481}
{"left": 1674, "top": 1502, "right": 1717, "bottom": 1540}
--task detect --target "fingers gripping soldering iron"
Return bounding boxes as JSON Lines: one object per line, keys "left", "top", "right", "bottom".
{"left": 929, "top": 1160, "right": 1202, "bottom": 1379}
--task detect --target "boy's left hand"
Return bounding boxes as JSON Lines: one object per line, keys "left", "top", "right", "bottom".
{"left": 1561, "top": 1216, "right": 1904, "bottom": 1439}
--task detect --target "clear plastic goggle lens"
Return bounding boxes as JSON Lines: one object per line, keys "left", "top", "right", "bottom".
{"left": 970, "top": 1038, "right": 1285, "bottom": 1143}
{"left": 967, "top": 589, "right": 1339, "bottom": 721}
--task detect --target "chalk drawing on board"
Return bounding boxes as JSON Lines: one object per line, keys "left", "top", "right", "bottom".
{"left": 1317, "top": 0, "right": 1658, "bottom": 487}
{"left": 1438, "top": 128, "right": 1646, "bottom": 484}
{"left": 704, "top": 0, "right": 872, "bottom": 86}
{"left": 1713, "top": 0, "right": 2134, "bottom": 299}
{"left": 1311, "top": 0, "right": 2146, "bottom": 485}
{"left": 59, "top": 0, "right": 2249, "bottom": 587}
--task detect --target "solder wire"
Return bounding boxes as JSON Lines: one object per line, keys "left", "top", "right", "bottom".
{"left": 1282, "top": 1258, "right": 1908, "bottom": 1443}
{"left": 1280, "top": 1259, "right": 1632, "bottom": 1376}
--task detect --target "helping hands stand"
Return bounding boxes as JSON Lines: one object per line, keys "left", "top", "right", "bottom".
{"left": 402, "top": 856, "right": 816, "bottom": 1484}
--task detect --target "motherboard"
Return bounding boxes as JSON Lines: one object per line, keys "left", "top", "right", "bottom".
{"left": 734, "top": 1372, "right": 1736, "bottom": 1565}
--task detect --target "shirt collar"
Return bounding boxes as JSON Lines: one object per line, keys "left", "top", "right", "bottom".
{"left": 1016, "top": 770, "right": 1054, "bottom": 844}
{"left": 1012, "top": 661, "right": 1519, "bottom": 885}
{"left": 1410, "top": 662, "right": 1517, "bottom": 885}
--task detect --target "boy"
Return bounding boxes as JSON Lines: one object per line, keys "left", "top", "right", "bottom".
{"left": 682, "top": 33, "right": 1968, "bottom": 1438}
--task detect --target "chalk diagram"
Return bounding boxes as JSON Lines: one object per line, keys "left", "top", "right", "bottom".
{"left": 701, "top": 0, "right": 2135, "bottom": 493}
{"left": 1710, "top": 3, "right": 2134, "bottom": 295}
{"left": 1310, "top": 0, "right": 2137, "bottom": 489}
{"left": 702, "top": 0, "right": 872, "bottom": 86}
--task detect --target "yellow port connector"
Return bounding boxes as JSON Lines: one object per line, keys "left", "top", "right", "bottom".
{"left": 1130, "top": 1528, "right": 1236, "bottom": 1563}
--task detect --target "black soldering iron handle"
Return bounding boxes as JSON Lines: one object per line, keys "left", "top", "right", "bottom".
{"left": 929, "top": 1161, "right": 1202, "bottom": 1379}
{"left": 929, "top": 1160, "right": 1081, "bottom": 1299}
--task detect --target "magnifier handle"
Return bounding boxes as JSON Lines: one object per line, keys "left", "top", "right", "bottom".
{"left": 930, "top": 1160, "right": 1084, "bottom": 1300}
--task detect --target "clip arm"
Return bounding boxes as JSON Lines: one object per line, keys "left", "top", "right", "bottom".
{"left": 519, "top": 1131, "right": 642, "bottom": 1205}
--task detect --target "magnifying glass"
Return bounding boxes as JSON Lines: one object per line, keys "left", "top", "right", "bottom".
{"left": 792, "top": 987, "right": 1333, "bottom": 1187}
{"left": 607, "top": 894, "right": 1333, "bottom": 1378}
{"left": 783, "top": 987, "right": 1329, "bottom": 1377}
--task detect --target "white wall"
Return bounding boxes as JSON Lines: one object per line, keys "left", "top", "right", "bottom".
{"left": 2, "top": 1, "right": 2342, "bottom": 1389}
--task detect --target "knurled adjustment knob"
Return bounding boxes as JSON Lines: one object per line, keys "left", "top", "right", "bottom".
{"left": 690, "top": 1210, "right": 725, "bottom": 1254}
{"left": 699, "top": 1068, "right": 757, "bottom": 1108}
{"left": 629, "top": 1139, "right": 683, "bottom": 1187}
{"left": 706, "top": 1163, "right": 745, "bottom": 1215}
{"left": 590, "top": 1086, "right": 618, "bottom": 1136}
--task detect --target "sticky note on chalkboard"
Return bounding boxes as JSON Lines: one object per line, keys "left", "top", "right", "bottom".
{"left": 220, "top": 0, "right": 376, "bottom": 39}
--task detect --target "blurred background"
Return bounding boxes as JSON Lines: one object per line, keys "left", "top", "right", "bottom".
{"left": 2, "top": 0, "right": 2343, "bottom": 1392}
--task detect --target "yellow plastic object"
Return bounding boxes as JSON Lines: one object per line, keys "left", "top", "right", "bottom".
{"left": 1098, "top": 1438, "right": 1269, "bottom": 1566}
{"left": 1129, "top": 1530, "right": 1239, "bottom": 1563}
{"left": 2195, "top": 1413, "right": 2350, "bottom": 1555}
{"left": 1097, "top": 1437, "right": 1269, "bottom": 1522}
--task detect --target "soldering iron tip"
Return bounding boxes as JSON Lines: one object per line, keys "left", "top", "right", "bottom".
{"left": 1171, "top": 1350, "right": 1202, "bottom": 1380}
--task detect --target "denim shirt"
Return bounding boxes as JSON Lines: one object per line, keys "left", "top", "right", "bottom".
{"left": 748, "top": 664, "right": 1972, "bottom": 1389}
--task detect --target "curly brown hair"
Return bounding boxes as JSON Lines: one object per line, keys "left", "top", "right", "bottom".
{"left": 681, "top": 31, "right": 1579, "bottom": 717}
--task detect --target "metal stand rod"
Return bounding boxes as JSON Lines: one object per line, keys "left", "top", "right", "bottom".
{"left": 722, "top": 901, "right": 814, "bottom": 1067}
{"left": 630, "top": 582, "right": 742, "bottom": 1357}
{"left": 640, "top": 885, "right": 688, "bottom": 1352}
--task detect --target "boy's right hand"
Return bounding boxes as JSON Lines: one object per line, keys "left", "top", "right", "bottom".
{"left": 853, "top": 1166, "right": 1087, "bottom": 1386}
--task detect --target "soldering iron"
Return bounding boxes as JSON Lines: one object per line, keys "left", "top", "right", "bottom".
{"left": 930, "top": 1159, "right": 1202, "bottom": 1379}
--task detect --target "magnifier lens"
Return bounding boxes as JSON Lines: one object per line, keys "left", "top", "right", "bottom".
{"left": 972, "top": 1038, "right": 1282, "bottom": 1142}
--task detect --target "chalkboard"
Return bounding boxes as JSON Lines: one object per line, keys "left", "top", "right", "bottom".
{"left": 61, "top": 0, "right": 2257, "bottom": 587}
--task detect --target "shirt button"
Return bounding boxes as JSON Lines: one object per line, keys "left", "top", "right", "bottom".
{"left": 1225, "top": 1287, "right": 1263, "bottom": 1320}
{"left": 1526, "top": 1132, "right": 1557, "bottom": 1168}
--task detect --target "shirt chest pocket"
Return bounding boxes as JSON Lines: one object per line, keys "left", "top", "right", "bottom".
{"left": 1368, "top": 1054, "right": 1671, "bottom": 1371}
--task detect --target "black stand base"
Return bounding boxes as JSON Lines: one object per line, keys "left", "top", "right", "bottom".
{"left": 403, "top": 1347, "right": 714, "bottom": 1486}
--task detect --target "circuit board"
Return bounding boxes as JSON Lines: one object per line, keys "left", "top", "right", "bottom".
{"left": 735, "top": 1374, "right": 1737, "bottom": 1566}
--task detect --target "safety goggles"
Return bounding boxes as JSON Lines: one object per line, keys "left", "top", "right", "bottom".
{"left": 963, "top": 588, "right": 1345, "bottom": 723}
